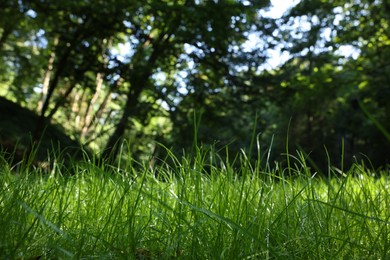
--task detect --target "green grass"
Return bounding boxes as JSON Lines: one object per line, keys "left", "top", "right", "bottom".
{"left": 0, "top": 146, "right": 389, "bottom": 259}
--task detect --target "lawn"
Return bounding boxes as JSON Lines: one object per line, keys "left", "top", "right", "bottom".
{"left": 0, "top": 147, "right": 389, "bottom": 259}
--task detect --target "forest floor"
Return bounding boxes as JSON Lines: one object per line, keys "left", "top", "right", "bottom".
{"left": 0, "top": 147, "right": 389, "bottom": 259}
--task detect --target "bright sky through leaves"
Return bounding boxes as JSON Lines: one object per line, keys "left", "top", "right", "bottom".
{"left": 267, "top": 0, "right": 298, "bottom": 18}
{"left": 251, "top": 0, "right": 299, "bottom": 69}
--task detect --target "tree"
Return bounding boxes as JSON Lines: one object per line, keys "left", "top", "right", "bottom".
{"left": 272, "top": 0, "right": 390, "bottom": 170}
{"left": 3, "top": 0, "right": 388, "bottom": 171}
{"left": 1, "top": 0, "right": 276, "bottom": 163}
{"left": 100, "top": 0, "right": 274, "bottom": 161}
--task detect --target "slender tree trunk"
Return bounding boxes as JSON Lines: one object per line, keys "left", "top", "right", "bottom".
{"left": 39, "top": 49, "right": 71, "bottom": 118}
{"left": 46, "top": 81, "right": 77, "bottom": 119}
{"left": 101, "top": 13, "right": 181, "bottom": 162}
{"left": 83, "top": 82, "right": 113, "bottom": 141}
{"left": 101, "top": 41, "right": 168, "bottom": 162}
{"left": 32, "top": 40, "right": 72, "bottom": 145}
{"left": 101, "top": 74, "right": 145, "bottom": 161}
{"left": 84, "top": 109, "right": 115, "bottom": 146}
{"left": 80, "top": 38, "right": 112, "bottom": 139}
{"left": 37, "top": 36, "right": 59, "bottom": 113}
{"left": 81, "top": 72, "right": 103, "bottom": 138}
{"left": 72, "top": 88, "right": 83, "bottom": 129}
{"left": 92, "top": 86, "right": 112, "bottom": 127}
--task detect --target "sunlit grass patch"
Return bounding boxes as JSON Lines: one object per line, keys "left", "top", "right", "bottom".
{"left": 0, "top": 147, "right": 389, "bottom": 259}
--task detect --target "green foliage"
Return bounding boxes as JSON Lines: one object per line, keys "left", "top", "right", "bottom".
{"left": 1, "top": 0, "right": 390, "bottom": 170}
{"left": 263, "top": 0, "right": 390, "bottom": 170}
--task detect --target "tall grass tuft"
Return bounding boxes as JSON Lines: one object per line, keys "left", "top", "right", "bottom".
{"left": 0, "top": 144, "right": 389, "bottom": 259}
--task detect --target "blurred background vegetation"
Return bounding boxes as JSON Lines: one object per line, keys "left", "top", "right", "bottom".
{"left": 0, "top": 0, "right": 389, "bottom": 172}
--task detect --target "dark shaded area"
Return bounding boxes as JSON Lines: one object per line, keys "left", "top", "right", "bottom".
{"left": 0, "top": 96, "right": 88, "bottom": 168}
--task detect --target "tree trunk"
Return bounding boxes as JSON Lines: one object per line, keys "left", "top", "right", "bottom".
{"left": 37, "top": 36, "right": 59, "bottom": 113}
{"left": 101, "top": 42, "right": 163, "bottom": 161}
{"left": 100, "top": 72, "right": 147, "bottom": 162}
{"left": 31, "top": 36, "right": 75, "bottom": 149}
{"left": 72, "top": 88, "right": 84, "bottom": 129}
{"left": 46, "top": 81, "right": 77, "bottom": 120}
{"left": 101, "top": 13, "right": 180, "bottom": 162}
{"left": 81, "top": 72, "right": 103, "bottom": 138}
{"left": 81, "top": 38, "right": 112, "bottom": 139}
